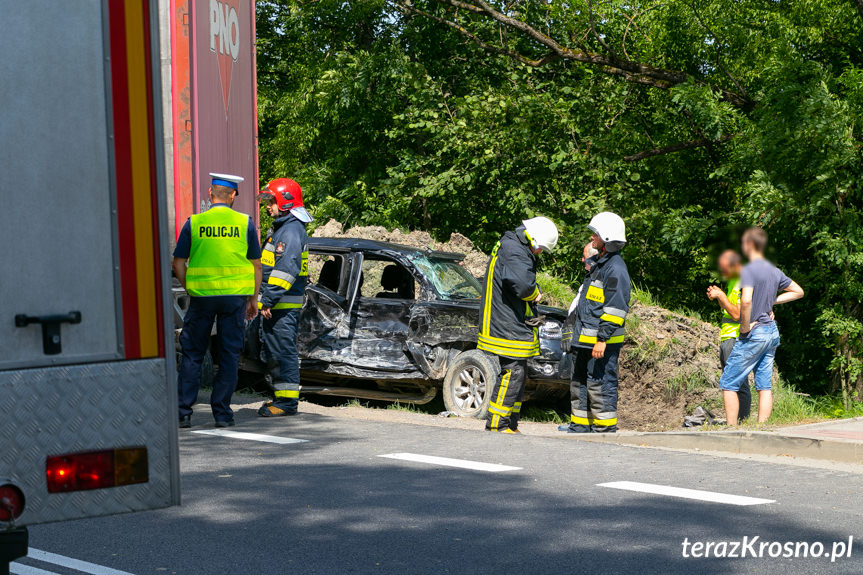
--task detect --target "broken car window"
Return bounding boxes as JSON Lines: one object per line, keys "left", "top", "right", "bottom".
{"left": 410, "top": 255, "right": 482, "bottom": 301}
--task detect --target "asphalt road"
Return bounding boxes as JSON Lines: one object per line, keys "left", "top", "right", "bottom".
{"left": 20, "top": 406, "right": 863, "bottom": 575}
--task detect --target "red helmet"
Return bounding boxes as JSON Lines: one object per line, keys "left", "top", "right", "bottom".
{"left": 258, "top": 178, "right": 304, "bottom": 211}
{"left": 258, "top": 178, "right": 313, "bottom": 222}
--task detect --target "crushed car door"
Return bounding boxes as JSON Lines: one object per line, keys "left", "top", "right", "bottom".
{"left": 339, "top": 257, "right": 422, "bottom": 376}
{"left": 297, "top": 250, "right": 356, "bottom": 369}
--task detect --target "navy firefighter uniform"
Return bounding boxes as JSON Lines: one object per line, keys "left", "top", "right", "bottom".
{"left": 175, "top": 173, "right": 262, "bottom": 428}
{"left": 256, "top": 178, "right": 313, "bottom": 417}
{"left": 478, "top": 217, "right": 559, "bottom": 433}
{"left": 564, "top": 212, "right": 631, "bottom": 434}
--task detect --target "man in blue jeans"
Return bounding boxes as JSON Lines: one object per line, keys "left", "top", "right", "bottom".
{"left": 719, "top": 227, "right": 804, "bottom": 425}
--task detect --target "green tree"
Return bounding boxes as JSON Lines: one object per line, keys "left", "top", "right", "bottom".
{"left": 257, "top": 0, "right": 863, "bottom": 401}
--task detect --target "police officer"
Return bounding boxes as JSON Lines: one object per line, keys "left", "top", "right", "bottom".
{"left": 173, "top": 173, "right": 262, "bottom": 428}
{"left": 256, "top": 178, "right": 313, "bottom": 417}
{"left": 478, "top": 216, "right": 559, "bottom": 433}
{"left": 560, "top": 212, "right": 631, "bottom": 433}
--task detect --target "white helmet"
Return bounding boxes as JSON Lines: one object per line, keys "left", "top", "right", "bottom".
{"left": 588, "top": 212, "right": 626, "bottom": 252}
{"left": 522, "top": 216, "right": 559, "bottom": 252}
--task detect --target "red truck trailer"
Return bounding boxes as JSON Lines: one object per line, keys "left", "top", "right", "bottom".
{"left": 162, "top": 0, "right": 260, "bottom": 238}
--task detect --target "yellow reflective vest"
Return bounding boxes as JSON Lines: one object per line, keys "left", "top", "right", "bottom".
{"left": 185, "top": 206, "right": 255, "bottom": 297}
{"left": 720, "top": 278, "right": 741, "bottom": 341}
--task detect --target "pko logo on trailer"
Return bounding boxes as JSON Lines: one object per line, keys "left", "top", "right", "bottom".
{"left": 209, "top": 0, "right": 240, "bottom": 116}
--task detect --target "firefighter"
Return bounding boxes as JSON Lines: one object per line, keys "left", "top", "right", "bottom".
{"left": 256, "top": 178, "right": 313, "bottom": 417}
{"left": 479, "top": 216, "right": 559, "bottom": 433}
{"left": 173, "top": 173, "right": 262, "bottom": 429}
{"left": 559, "top": 212, "right": 631, "bottom": 433}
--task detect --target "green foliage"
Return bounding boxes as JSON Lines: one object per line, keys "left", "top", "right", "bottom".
{"left": 257, "top": 0, "right": 863, "bottom": 399}
{"left": 536, "top": 272, "right": 576, "bottom": 310}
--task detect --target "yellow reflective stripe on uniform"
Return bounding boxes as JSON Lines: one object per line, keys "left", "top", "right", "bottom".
{"left": 578, "top": 334, "right": 625, "bottom": 344}
{"left": 258, "top": 302, "right": 303, "bottom": 310}
{"left": 512, "top": 402, "right": 522, "bottom": 414}
{"left": 272, "top": 302, "right": 302, "bottom": 310}
{"left": 186, "top": 266, "right": 256, "bottom": 277}
{"left": 489, "top": 370, "right": 511, "bottom": 430}
{"left": 522, "top": 285, "right": 540, "bottom": 301}
{"left": 477, "top": 334, "right": 540, "bottom": 358}
{"left": 477, "top": 333, "right": 539, "bottom": 350}
{"left": 481, "top": 243, "right": 500, "bottom": 336}
{"left": 571, "top": 414, "right": 617, "bottom": 426}
{"left": 274, "top": 389, "right": 300, "bottom": 399}
{"left": 600, "top": 313, "right": 625, "bottom": 326}
{"left": 188, "top": 278, "right": 256, "bottom": 292}
{"left": 267, "top": 276, "right": 292, "bottom": 290}
{"left": 488, "top": 403, "right": 512, "bottom": 417}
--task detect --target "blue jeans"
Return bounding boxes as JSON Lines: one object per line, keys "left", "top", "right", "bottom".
{"left": 719, "top": 323, "right": 780, "bottom": 392}
{"left": 178, "top": 296, "right": 246, "bottom": 422}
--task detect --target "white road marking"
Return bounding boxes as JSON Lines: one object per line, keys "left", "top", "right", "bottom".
{"left": 597, "top": 481, "right": 775, "bottom": 506}
{"left": 11, "top": 564, "right": 58, "bottom": 575}
{"left": 192, "top": 429, "right": 308, "bottom": 444}
{"left": 378, "top": 453, "right": 522, "bottom": 473}
{"left": 18, "top": 548, "right": 135, "bottom": 575}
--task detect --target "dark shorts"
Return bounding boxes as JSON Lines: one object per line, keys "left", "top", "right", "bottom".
{"left": 719, "top": 338, "right": 736, "bottom": 369}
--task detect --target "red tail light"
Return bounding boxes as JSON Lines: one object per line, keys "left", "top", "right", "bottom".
{"left": 46, "top": 447, "right": 148, "bottom": 493}
{"left": 0, "top": 484, "right": 25, "bottom": 521}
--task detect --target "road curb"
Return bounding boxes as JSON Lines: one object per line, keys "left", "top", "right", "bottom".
{"left": 567, "top": 430, "right": 863, "bottom": 464}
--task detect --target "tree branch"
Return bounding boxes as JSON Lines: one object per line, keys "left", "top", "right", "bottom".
{"left": 396, "top": 0, "right": 752, "bottom": 110}
{"left": 623, "top": 134, "right": 735, "bottom": 162}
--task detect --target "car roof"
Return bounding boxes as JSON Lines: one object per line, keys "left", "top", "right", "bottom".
{"left": 308, "top": 237, "right": 465, "bottom": 261}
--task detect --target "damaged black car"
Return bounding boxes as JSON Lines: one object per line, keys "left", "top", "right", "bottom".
{"left": 248, "top": 238, "right": 572, "bottom": 417}
{"left": 176, "top": 238, "right": 570, "bottom": 418}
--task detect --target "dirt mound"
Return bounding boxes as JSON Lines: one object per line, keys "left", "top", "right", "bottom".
{"left": 313, "top": 220, "right": 728, "bottom": 431}
{"left": 312, "top": 220, "right": 489, "bottom": 277}
{"left": 620, "top": 303, "right": 723, "bottom": 431}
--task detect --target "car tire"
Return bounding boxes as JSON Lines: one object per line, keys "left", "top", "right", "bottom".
{"left": 175, "top": 347, "right": 215, "bottom": 389}
{"left": 200, "top": 349, "right": 215, "bottom": 389}
{"left": 442, "top": 350, "right": 498, "bottom": 419}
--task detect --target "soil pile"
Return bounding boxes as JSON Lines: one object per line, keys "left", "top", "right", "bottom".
{"left": 619, "top": 304, "right": 723, "bottom": 431}
{"left": 313, "top": 220, "right": 729, "bottom": 431}
{"left": 312, "top": 220, "right": 489, "bottom": 277}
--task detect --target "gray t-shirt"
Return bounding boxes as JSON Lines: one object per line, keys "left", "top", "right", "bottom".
{"left": 740, "top": 258, "right": 792, "bottom": 326}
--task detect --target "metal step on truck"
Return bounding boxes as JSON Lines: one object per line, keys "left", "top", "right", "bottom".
{"left": 0, "top": 0, "right": 196, "bottom": 571}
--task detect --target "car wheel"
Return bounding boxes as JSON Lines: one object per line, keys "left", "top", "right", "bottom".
{"left": 200, "top": 349, "right": 215, "bottom": 388}
{"left": 178, "top": 347, "right": 215, "bottom": 388}
{"left": 442, "top": 350, "right": 497, "bottom": 419}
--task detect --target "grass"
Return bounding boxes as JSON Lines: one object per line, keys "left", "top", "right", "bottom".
{"left": 665, "top": 369, "right": 714, "bottom": 402}
{"left": 536, "top": 272, "right": 577, "bottom": 309}
{"left": 520, "top": 405, "right": 567, "bottom": 424}
{"left": 632, "top": 284, "right": 659, "bottom": 307}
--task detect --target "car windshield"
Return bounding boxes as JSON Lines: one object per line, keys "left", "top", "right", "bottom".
{"left": 410, "top": 255, "right": 482, "bottom": 300}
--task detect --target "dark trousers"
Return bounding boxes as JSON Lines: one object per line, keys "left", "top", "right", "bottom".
{"left": 261, "top": 309, "right": 300, "bottom": 413}
{"left": 486, "top": 358, "right": 526, "bottom": 431}
{"left": 178, "top": 296, "right": 246, "bottom": 422}
{"left": 569, "top": 345, "right": 621, "bottom": 433}
{"left": 720, "top": 338, "right": 752, "bottom": 422}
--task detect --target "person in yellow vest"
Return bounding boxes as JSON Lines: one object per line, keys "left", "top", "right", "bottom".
{"left": 172, "top": 174, "right": 262, "bottom": 429}
{"left": 706, "top": 250, "right": 750, "bottom": 422}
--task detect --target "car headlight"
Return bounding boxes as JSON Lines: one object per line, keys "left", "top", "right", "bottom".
{"left": 539, "top": 320, "right": 562, "bottom": 340}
